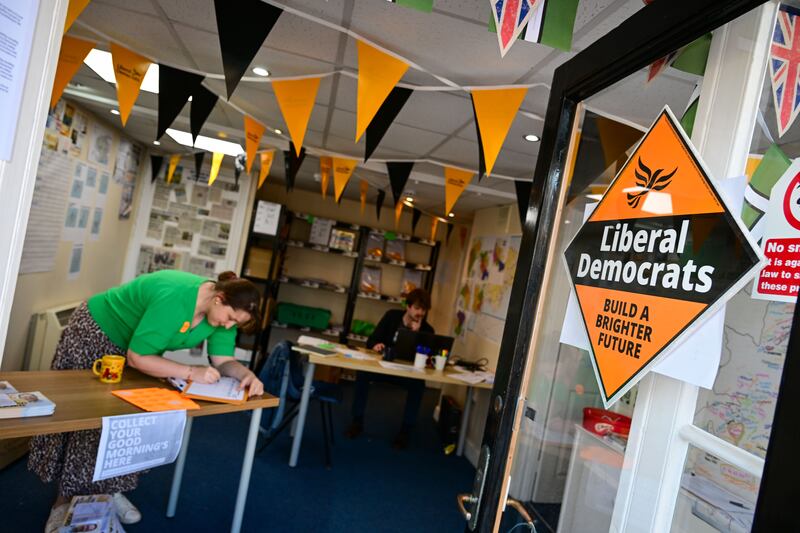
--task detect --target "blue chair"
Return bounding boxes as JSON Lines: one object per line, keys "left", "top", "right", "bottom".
{"left": 257, "top": 340, "right": 341, "bottom": 467}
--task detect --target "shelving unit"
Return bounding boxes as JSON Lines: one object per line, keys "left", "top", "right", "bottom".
{"left": 239, "top": 206, "right": 440, "bottom": 371}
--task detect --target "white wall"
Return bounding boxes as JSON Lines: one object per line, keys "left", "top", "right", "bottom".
{"left": 3, "top": 99, "right": 144, "bottom": 371}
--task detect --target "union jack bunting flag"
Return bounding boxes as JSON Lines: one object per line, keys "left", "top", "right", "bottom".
{"left": 770, "top": 4, "right": 800, "bottom": 137}
{"left": 491, "top": 0, "right": 538, "bottom": 57}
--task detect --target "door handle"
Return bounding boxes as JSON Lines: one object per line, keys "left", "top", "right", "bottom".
{"left": 506, "top": 498, "right": 534, "bottom": 526}
{"left": 457, "top": 493, "right": 477, "bottom": 521}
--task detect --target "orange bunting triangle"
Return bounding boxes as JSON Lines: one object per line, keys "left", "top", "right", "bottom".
{"left": 110, "top": 43, "right": 151, "bottom": 126}
{"left": 272, "top": 77, "right": 321, "bottom": 156}
{"left": 394, "top": 199, "right": 404, "bottom": 228}
{"left": 258, "top": 151, "right": 274, "bottom": 189}
{"left": 166, "top": 154, "right": 181, "bottom": 184}
{"left": 360, "top": 180, "right": 369, "bottom": 214}
{"left": 333, "top": 158, "right": 358, "bottom": 203}
{"left": 356, "top": 41, "right": 409, "bottom": 142}
{"left": 65, "top": 0, "right": 92, "bottom": 33}
{"left": 320, "top": 156, "right": 332, "bottom": 199}
{"left": 50, "top": 36, "right": 94, "bottom": 110}
{"left": 444, "top": 167, "right": 474, "bottom": 215}
{"left": 244, "top": 116, "right": 265, "bottom": 174}
{"left": 208, "top": 152, "right": 224, "bottom": 186}
{"left": 471, "top": 87, "right": 528, "bottom": 177}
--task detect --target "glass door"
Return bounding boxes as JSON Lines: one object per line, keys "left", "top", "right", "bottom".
{"left": 458, "top": 1, "right": 800, "bottom": 531}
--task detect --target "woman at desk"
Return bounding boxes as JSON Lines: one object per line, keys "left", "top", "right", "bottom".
{"left": 30, "top": 270, "right": 264, "bottom": 532}
{"left": 345, "top": 288, "right": 433, "bottom": 449}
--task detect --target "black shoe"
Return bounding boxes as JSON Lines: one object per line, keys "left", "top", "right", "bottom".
{"left": 392, "top": 430, "right": 409, "bottom": 450}
{"left": 345, "top": 421, "right": 363, "bottom": 439}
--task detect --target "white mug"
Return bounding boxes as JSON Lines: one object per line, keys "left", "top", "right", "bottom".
{"left": 433, "top": 355, "right": 447, "bottom": 371}
{"left": 414, "top": 353, "right": 428, "bottom": 369}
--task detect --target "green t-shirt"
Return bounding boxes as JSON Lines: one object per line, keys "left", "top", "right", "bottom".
{"left": 87, "top": 270, "right": 237, "bottom": 356}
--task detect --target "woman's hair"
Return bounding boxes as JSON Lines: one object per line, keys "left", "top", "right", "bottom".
{"left": 405, "top": 288, "right": 431, "bottom": 310}
{"left": 214, "top": 271, "right": 261, "bottom": 333}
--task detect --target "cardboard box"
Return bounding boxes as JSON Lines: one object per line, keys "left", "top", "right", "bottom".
{"left": 245, "top": 247, "right": 272, "bottom": 278}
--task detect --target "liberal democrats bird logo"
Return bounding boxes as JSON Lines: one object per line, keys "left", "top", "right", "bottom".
{"left": 626, "top": 158, "right": 676, "bottom": 208}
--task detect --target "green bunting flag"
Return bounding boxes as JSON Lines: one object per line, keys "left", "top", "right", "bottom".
{"left": 742, "top": 144, "right": 791, "bottom": 234}
{"left": 389, "top": 0, "right": 433, "bottom": 13}
{"left": 672, "top": 34, "right": 712, "bottom": 76}
{"left": 523, "top": 0, "right": 580, "bottom": 51}
{"left": 680, "top": 83, "right": 701, "bottom": 138}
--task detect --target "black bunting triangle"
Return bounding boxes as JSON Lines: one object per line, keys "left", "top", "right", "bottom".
{"left": 386, "top": 162, "right": 414, "bottom": 206}
{"left": 411, "top": 208, "right": 422, "bottom": 234}
{"left": 194, "top": 152, "right": 205, "bottom": 182}
{"left": 365, "top": 87, "right": 413, "bottom": 162}
{"left": 157, "top": 64, "right": 204, "bottom": 140}
{"left": 190, "top": 85, "right": 218, "bottom": 145}
{"left": 515, "top": 179, "right": 533, "bottom": 227}
{"left": 283, "top": 144, "right": 306, "bottom": 192}
{"left": 214, "top": 0, "right": 282, "bottom": 99}
{"left": 470, "top": 96, "right": 487, "bottom": 181}
{"left": 150, "top": 155, "right": 164, "bottom": 183}
{"left": 376, "top": 189, "right": 386, "bottom": 221}
{"left": 446, "top": 223, "right": 455, "bottom": 244}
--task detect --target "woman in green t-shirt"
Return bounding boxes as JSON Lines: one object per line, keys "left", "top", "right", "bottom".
{"left": 30, "top": 269, "right": 264, "bottom": 531}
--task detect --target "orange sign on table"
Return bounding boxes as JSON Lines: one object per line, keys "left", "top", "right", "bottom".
{"left": 112, "top": 388, "right": 200, "bottom": 412}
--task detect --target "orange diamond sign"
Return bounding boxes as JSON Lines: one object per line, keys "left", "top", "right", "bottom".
{"left": 564, "top": 107, "right": 763, "bottom": 406}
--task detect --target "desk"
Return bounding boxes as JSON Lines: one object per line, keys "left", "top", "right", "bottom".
{"left": 289, "top": 347, "right": 492, "bottom": 467}
{"left": 0, "top": 369, "right": 279, "bottom": 533}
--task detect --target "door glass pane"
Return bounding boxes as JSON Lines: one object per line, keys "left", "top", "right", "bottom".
{"left": 503, "top": 45, "right": 704, "bottom": 531}
{"left": 673, "top": 3, "right": 797, "bottom": 531}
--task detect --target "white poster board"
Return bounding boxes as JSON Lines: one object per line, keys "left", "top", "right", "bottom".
{"left": 93, "top": 411, "right": 186, "bottom": 482}
{"left": 0, "top": 0, "right": 40, "bottom": 160}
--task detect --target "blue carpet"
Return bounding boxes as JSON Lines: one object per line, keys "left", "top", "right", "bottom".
{"left": 0, "top": 382, "right": 480, "bottom": 532}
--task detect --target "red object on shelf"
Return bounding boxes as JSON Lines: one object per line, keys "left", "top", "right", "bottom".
{"left": 582, "top": 407, "right": 631, "bottom": 437}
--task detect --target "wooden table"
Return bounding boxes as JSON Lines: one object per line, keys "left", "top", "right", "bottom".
{"left": 0, "top": 369, "right": 279, "bottom": 533}
{"left": 288, "top": 346, "right": 492, "bottom": 467}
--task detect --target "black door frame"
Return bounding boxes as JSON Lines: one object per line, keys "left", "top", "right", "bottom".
{"left": 469, "top": 0, "right": 789, "bottom": 531}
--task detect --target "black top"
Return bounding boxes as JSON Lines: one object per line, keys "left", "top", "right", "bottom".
{"left": 366, "top": 309, "right": 434, "bottom": 350}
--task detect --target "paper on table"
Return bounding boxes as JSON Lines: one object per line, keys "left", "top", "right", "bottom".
{"left": 297, "top": 335, "right": 332, "bottom": 347}
{"left": 449, "top": 372, "right": 487, "bottom": 385}
{"left": 335, "top": 348, "right": 376, "bottom": 360}
{"left": 183, "top": 377, "right": 246, "bottom": 404}
{"left": 379, "top": 361, "right": 423, "bottom": 372}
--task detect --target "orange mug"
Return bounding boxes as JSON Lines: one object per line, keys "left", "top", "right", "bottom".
{"left": 92, "top": 355, "right": 126, "bottom": 383}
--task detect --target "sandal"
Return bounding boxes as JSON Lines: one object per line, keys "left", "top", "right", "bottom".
{"left": 44, "top": 503, "right": 69, "bottom": 533}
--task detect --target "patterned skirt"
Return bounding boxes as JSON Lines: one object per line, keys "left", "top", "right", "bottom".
{"left": 27, "top": 302, "right": 140, "bottom": 497}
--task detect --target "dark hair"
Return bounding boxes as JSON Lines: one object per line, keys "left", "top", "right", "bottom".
{"left": 405, "top": 288, "right": 431, "bottom": 310}
{"left": 214, "top": 271, "right": 261, "bottom": 333}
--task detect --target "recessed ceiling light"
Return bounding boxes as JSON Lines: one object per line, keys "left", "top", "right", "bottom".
{"left": 188, "top": 96, "right": 193, "bottom": 102}
{"left": 406, "top": 196, "right": 414, "bottom": 202}
{"left": 524, "top": 134, "right": 540, "bottom": 142}
{"left": 448, "top": 212, "right": 455, "bottom": 218}
{"left": 153, "top": 140, "right": 161, "bottom": 146}
{"left": 274, "top": 129, "right": 283, "bottom": 135}
{"left": 84, "top": 49, "right": 159, "bottom": 93}
{"left": 165, "top": 128, "right": 244, "bottom": 157}
{"left": 252, "top": 67, "right": 270, "bottom": 77}
{"left": 110, "top": 109, "right": 120, "bottom": 115}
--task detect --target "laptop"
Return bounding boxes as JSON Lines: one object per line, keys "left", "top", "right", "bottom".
{"left": 389, "top": 329, "right": 455, "bottom": 363}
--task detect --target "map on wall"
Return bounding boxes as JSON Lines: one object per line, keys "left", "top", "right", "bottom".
{"left": 454, "top": 235, "right": 521, "bottom": 342}
{"left": 690, "top": 286, "right": 792, "bottom": 503}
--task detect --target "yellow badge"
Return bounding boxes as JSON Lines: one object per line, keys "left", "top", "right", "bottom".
{"left": 180, "top": 321, "right": 190, "bottom": 333}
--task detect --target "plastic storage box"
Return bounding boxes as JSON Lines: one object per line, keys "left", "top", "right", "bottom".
{"left": 276, "top": 302, "right": 331, "bottom": 330}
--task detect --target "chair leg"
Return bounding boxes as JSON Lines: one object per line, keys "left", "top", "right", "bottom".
{"left": 326, "top": 403, "right": 335, "bottom": 446}
{"left": 320, "top": 401, "right": 332, "bottom": 469}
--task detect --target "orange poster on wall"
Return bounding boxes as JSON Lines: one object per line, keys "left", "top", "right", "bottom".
{"left": 563, "top": 107, "right": 763, "bottom": 406}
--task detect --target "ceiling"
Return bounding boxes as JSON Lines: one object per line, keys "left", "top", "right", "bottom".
{"left": 60, "top": 0, "right": 703, "bottom": 219}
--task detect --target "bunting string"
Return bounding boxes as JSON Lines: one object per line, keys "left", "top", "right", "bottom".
{"left": 73, "top": 19, "right": 550, "bottom": 96}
